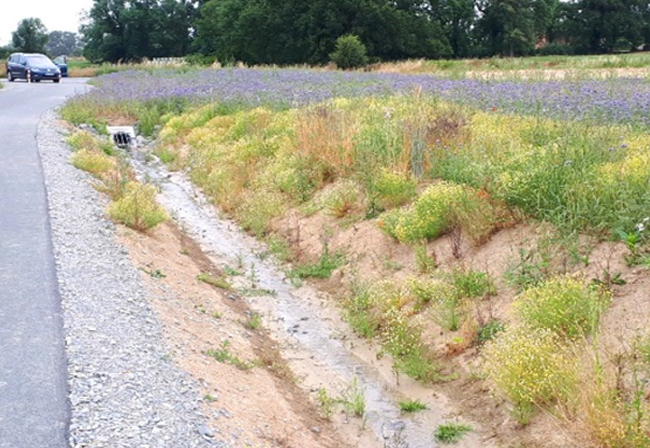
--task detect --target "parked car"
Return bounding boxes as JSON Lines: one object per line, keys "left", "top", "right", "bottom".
{"left": 53, "top": 55, "right": 68, "bottom": 77}
{"left": 6, "top": 53, "right": 61, "bottom": 83}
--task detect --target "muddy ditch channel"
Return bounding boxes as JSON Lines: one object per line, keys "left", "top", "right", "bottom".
{"left": 128, "top": 144, "right": 495, "bottom": 448}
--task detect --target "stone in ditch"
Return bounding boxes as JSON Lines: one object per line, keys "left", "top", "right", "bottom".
{"left": 198, "top": 425, "right": 215, "bottom": 438}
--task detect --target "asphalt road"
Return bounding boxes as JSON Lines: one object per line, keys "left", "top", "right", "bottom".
{"left": 0, "top": 78, "right": 89, "bottom": 448}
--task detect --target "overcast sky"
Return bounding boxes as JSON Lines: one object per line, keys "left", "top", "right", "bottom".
{"left": 1, "top": 0, "right": 93, "bottom": 46}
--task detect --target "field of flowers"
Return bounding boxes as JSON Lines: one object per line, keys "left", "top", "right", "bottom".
{"left": 64, "top": 67, "right": 650, "bottom": 131}
{"left": 62, "top": 66, "right": 650, "bottom": 447}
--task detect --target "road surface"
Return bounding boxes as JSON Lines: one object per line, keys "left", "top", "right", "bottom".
{"left": 0, "top": 78, "right": 89, "bottom": 448}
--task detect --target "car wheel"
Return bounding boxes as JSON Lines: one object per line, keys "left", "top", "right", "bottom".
{"left": 7, "top": 71, "right": 13, "bottom": 82}
{"left": 34, "top": 79, "right": 41, "bottom": 83}
{"left": 53, "top": 79, "right": 60, "bottom": 83}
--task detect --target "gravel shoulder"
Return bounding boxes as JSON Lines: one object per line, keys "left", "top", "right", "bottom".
{"left": 38, "top": 111, "right": 220, "bottom": 448}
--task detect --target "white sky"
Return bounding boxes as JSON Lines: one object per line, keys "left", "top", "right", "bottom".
{"left": 0, "top": 0, "right": 93, "bottom": 46}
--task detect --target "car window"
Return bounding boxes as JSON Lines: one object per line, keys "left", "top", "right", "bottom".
{"left": 26, "top": 55, "right": 52, "bottom": 64}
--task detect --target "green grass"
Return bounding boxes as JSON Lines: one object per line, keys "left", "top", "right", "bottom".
{"left": 150, "top": 93, "right": 650, "bottom": 243}
{"left": 398, "top": 398, "right": 428, "bottom": 413}
{"left": 344, "top": 280, "right": 442, "bottom": 383}
{"left": 316, "top": 388, "right": 336, "bottom": 420}
{"left": 242, "top": 312, "right": 261, "bottom": 330}
{"left": 450, "top": 268, "right": 496, "bottom": 299}
{"left": 344, "top": 288, "right": 379, "bottom": 338}
{"left": 197, "top": 272, "right": 232, "bottom": 290}
{"left": 205, "top": 340, "right": 256, "bottom": 370}
{"left": 410, "top": 52, "right": 650, "bottom": 75}
{"left": 340, "top": 377, "right": 365, "bottom": 418}
{"left": 290, "top": 250, "right": 346, "bottom": 279}
{"left": 433, "top": 422, "right": 473, "bottom": 444}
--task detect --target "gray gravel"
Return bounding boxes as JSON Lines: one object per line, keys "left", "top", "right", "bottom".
{"left": 38, "top": 111, "right": 225, "bottom": 448}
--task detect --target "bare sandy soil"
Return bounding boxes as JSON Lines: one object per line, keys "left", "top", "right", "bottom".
{"left": 118, "top": 222, "right": 352, "bottom": 448}
{"left": 114, "top": 188, "right": 650, "bottom": 448}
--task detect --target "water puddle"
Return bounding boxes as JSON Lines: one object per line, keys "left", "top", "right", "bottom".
{"left": 132, "top": 152, "right": 494, "bottom": 448}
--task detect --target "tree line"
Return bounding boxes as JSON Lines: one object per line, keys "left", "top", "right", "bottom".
{"left": 6, "top": 0, "right": 650, "bottom": 64}
{"left": 1, "top": 17, "right": 84, "bottom": 59}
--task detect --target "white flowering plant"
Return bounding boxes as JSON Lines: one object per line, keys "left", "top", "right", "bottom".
{"left": 615, "top": 217, "right": 650, "bottom": 266}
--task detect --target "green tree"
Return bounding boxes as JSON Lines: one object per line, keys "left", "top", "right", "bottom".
{"left": 81, "top": 0, "right": 194, "bottom": 63}
{"left": 80, "top": 0, "right": 128, "bottom": 62}
{"left": 46, "top": 31, "right": 81, "bottom": 56}
{"left": 193, "top": 0, "right": 452, "bottom": 65}
{"left": 571, "top": 0, "right": 649, "bottom": 53}
{"left": 474, "top": 0, "right": 556, "bottom": 56}
{"left": 12, "top": 18, "right": 49, "bottom": 53}
{"left": 0, "top": 46, "right": 13, "bottom": 60}
{"left": 434, "top": 0, "right": 476, "bottom": 57}
{"left": 329, "top": 34, "right": 368, "bottom": 69}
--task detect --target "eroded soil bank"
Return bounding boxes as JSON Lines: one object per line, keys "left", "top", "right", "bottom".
{"left": 119, "top": 151, "right": 497, "bottom": 448}
{"left": 105, "top": 141, "right": 648, "bottom": 448}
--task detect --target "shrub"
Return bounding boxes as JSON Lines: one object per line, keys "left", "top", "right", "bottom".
{"left": 71, "top": 148, "right": 115, "bottom": 176}
{"left": 403, "top": 276, "right": 464, "bottom": 330}
{"left": 263, "top": 152, "right": 317, "bottom": 203}
{"left": 477, "top": 319, "right": 505, "bottom": 344}
{"left": 371, "top": 169, "right": 417, "bottom": 210}
{"left": 329, "top": 34, "right": 368, "bottom": 69}
{"left": 405, "top": 277, "right": 456, "bottom": 311}
{"left": 344, "top": 280, "right": 440, "bottom": 382}
{"left": 514, "top": 276, "right": 611, "bottom": 339}
{"left": 185, "top": 53, "right": 217, "bottom": 66}
{"left": 483, "top": 327, "right": 578, "bottom": 424}
{"left": 376, "top": 208, "right": 403, "bottom": 240}
{"left": 317, "top": 179, "right": 362, "bottom": 218}
{"left": 379, "top": 181, "right": 495, "bottom": 244}
{"left": 399, "top": 181, "right": 466, "bottom": 242}
{"left": 107, "top": 181, "right": 168, "bottom": 231}
{"left": 67, "top": 130, "right": 115, "bottom": 155}
{"left": 94, "top": 156, "right": 134, "bottom": 199}
{"left": 235, "top": 189, "right": 287, "bottom": 236}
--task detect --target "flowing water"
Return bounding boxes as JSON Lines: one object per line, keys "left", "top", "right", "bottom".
{"left": 132, "top": 152, "right": 495, "bottom": 448}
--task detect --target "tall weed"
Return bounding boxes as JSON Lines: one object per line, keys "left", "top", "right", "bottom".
{"left": 107, "top": 182, "right": 168, "bottom": 231}
{"left": 483, "top": 327, "right": 578, "bottom": 424}
{"left": 514, "top": 276, "right": 611, "bottom": 339}
{"left": 71, "top": 149, "right": 115, "bottom": 176}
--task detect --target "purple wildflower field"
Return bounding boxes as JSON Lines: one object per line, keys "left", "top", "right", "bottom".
{"left": 83, "top": 67, "right": 650, "bottom": 128}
